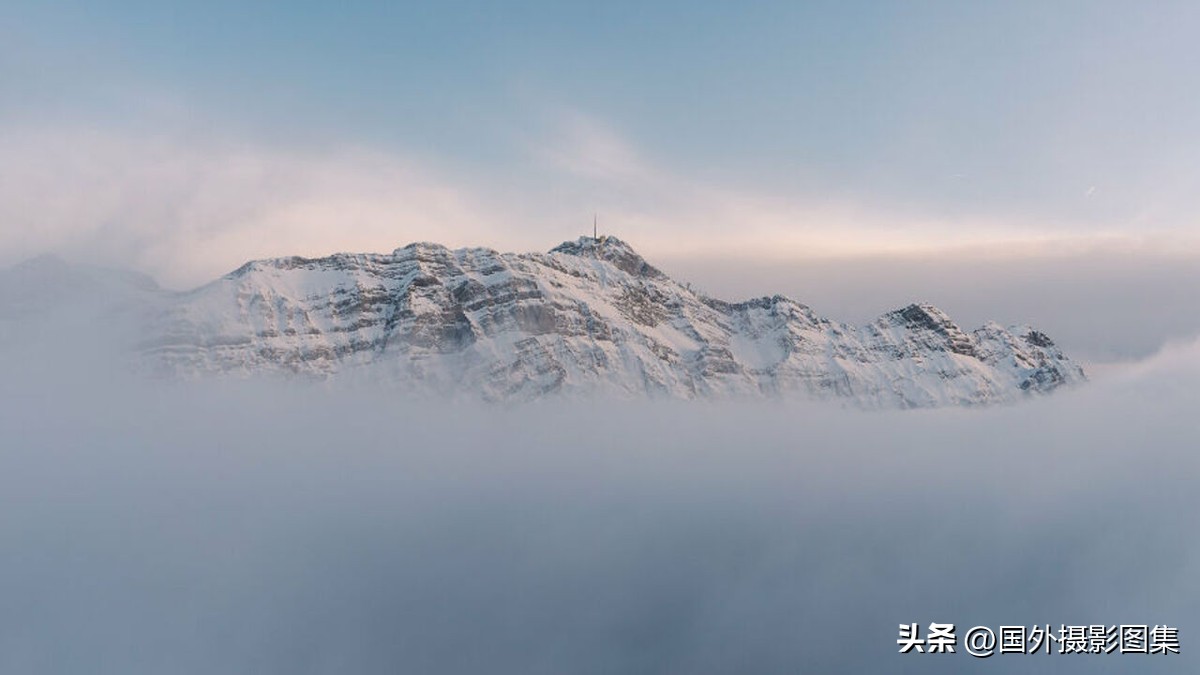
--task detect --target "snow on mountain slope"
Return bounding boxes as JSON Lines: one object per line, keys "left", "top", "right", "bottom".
{"left": 136, "top": 236, "right": 1085, "bottom": 407}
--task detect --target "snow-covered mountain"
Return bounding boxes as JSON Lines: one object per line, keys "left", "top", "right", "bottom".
{"left": 130, "top": 236, "right": 1084, "bottom": 408}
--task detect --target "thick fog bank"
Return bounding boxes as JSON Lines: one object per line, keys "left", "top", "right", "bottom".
{"left": 1, "top": 341, "right": 1197, "bottom": 673}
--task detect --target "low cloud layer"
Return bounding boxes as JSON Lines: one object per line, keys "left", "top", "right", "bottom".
{"left": 1, "top": 317, "right": 1197, "bottom": 672}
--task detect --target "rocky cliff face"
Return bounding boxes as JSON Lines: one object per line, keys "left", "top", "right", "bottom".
{"left": 137, "top": 236, "right": 1085, "bottom": 407}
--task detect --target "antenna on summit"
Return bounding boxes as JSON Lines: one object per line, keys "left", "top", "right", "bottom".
{"left": 593, "top": 212, "right": 598, "bottom": 241}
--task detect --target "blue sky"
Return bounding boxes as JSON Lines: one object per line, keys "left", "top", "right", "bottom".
{"left": 3, "top": 1, "right": 1200, "bottom": 288}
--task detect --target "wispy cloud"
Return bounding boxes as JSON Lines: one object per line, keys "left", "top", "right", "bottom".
{"left": 0, "top": 127, "right": 497, "bottom": 287}
{"left": 3, "top": 114, "right": 1197, "bottom": 288}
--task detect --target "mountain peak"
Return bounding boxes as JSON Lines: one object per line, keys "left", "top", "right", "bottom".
{"left": 889, "top": 303, "right": 955, "bottom": 328}
{"left": 549, "top": 235, "right": 663, "bottom": 278}
{"left": 393, "top": 241, "right": 451, "bottom": 256}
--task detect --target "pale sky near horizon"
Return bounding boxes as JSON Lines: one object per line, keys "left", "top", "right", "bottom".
{"left": 3, "top": 1, "right": 1199, "bottom": 357}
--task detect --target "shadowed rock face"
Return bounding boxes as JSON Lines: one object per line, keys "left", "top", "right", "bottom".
{"left": 135, "top": 236, "right": 1085, "bottom": 407}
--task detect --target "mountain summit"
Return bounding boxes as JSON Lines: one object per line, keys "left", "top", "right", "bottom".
{"left": 135, "top": 237, "right": 1085, "bottom": 407}
{"left": 549, "top": 235, "right": 665, "bottom": 278}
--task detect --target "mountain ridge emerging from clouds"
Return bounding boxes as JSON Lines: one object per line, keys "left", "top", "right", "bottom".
{"left": 121, "top": 235, "right": 1085, "bottom": 408}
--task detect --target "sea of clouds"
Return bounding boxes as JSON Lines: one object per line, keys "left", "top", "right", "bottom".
{"left": 1, "top": 303, "right": 1197, "bottom": 674}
